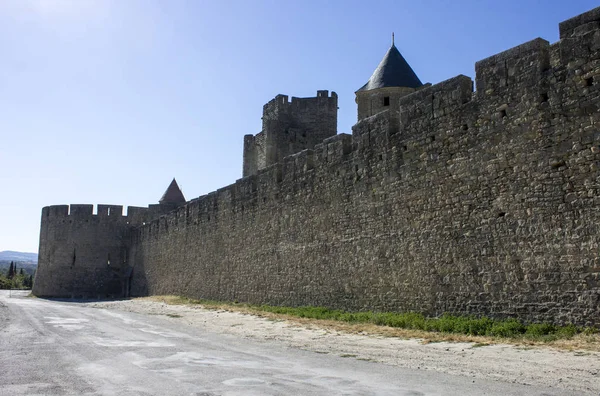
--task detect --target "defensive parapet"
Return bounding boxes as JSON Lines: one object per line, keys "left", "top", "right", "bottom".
{"left": 243, "top": 90, "right": 338, "bottom": 177}
{"left": 127, "top": 7, "right": 600, "bottom": 326}
{"left": 33, "top": 204, "right": 151, "bottom": 298}
{"left": 35, "top": 7, "right": 600, "bottom": 326}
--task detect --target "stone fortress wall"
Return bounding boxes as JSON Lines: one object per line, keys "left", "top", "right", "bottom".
{"left": 35, "top": 7, "right": 600, "bottom": 326}
{"left": 243, "top": 91, "right": 338, "bottom": 177}
{"left": 34, "top": 204, "right": 149, "bottom": 298}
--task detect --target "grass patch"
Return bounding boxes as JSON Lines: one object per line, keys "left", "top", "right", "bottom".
{"left": 142, "top": 296, "right": 599, "bottom": 348}
{"left": 244, "top": 307, "right": 595, "bottom": 341}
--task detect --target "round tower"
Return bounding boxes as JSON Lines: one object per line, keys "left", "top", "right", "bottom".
{"left": 356, "top": 37, "right": 423, "bottom": 121}
{"left": 33, "top": 204, "right": 131, "bottom": 298}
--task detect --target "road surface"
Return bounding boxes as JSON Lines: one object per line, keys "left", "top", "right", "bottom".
{"left": 0, "top": 290, "right": 577, "bottom": 395}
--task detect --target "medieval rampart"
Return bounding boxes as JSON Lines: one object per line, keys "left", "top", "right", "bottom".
{"left": 243, "top": 91, "right": 338, "bottom": 176}
{"left": 33, "top": 204, "right": 149, "bottom": 298}
{"left": 128, "top": 8, "right": 600, "bottom": 326}
{"left": 34, "top": 7, "right": 600, "bottom": 326}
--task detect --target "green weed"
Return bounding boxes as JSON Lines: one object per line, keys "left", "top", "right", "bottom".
{"left": 158, "top": 296, "right": 597, "bottom": 342}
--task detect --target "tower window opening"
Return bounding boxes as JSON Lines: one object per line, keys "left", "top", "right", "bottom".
{"left": 383, "top": 96, "right": 390, "bottom": 106}
{"left": 585, "top": 77, "right": 594, "bottom": 87}
{"left": 107, "top": 253, "right": 111, "bottom": 266}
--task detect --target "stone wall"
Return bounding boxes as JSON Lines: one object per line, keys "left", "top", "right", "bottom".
{"left": 35, "top": 7, "right": 600, "bottom": 327}
{"left": 128, "top": 8, "right": 600, "bottom": 326}
{"left": 243, "top": 91, "right": 338, "bottom": 176}
{"left": 33, "top": 204, "right": 149, "bottom": 298}
{"left": 243, "top": 132, "right": 266, "bottom": 177}
{"left": 356, "top": 86, "right": 419, "bottom": 121}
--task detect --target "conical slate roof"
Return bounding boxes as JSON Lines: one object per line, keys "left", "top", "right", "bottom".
{"left": 159, "top": 178, "right": 186, "bottom": 205}
{"left": 357, "top": 44, "right": 422, "bottom": 92}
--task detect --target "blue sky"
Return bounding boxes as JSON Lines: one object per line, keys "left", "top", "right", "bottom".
{"left": 0, "top": 0, "right": 597, "bottom": 253}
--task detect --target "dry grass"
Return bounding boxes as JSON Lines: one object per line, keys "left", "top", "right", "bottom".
{"left": 140, "top": 295, "right": 600, "bottom": 352}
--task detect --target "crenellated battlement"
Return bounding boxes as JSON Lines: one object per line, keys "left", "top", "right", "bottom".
{"left": 559, "top": 6, "right": 600, "bottom": 39}
{"left": 474, "top": 38, "right": 550, "bottom": 95}
{"left": 35, "top": 7, "right": 600, "bottom": 326}
{"left": 244, "top": 90, "right": 338, "bottom": 177}
{"left": 135, "top": 2, "right": 600, "bottom": 236}
{"left": 263, "top": 90, "right": 337, "bottom": 113}
{"left": 42, "top": 204, "right": 151, "bottom": 224}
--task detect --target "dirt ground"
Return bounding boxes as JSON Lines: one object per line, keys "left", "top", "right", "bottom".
{"left": 88, "top": 298, "right": 600, "bottom": 395}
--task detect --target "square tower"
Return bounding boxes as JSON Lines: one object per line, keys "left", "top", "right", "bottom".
{"left": 243, "top": 90, "right": 338, "bottom": 177}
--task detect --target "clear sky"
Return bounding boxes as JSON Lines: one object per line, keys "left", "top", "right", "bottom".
{"left": 0, "top": 0, "right": 597, "bottom": 253}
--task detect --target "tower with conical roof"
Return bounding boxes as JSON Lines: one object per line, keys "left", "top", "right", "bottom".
{"left": 356, "top": 38, "right": 423, "bottom": 121}
{"left": 159, "top": 178, "right": 186, "bottom": 206}
{"left": 148, "top": 178, "right": 186, "bottom": 215}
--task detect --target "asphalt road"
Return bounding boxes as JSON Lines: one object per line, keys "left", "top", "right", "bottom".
{"left": 0, "top": 290, "right": 575, "bottom": 396}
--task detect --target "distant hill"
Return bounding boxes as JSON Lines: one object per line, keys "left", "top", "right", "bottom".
{"left": 0, "top": 251, "right": 38, "bottom": 263}
{"left": 0, "top": 251, "right": 38, "bottom": 276}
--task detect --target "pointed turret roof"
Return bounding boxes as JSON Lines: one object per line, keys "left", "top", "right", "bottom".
{"left": 159, "top": 178, "right": 186, "bottom": 205}
{"left": 357, "top": 44, "right": 422, "bottom": 92}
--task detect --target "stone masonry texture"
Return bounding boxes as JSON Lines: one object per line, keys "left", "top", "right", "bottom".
{"left": 34, "top": 7, "right": 600, "bottom": 327}
{"left": 243, "top": 91, "right": 338, "bottom": 177}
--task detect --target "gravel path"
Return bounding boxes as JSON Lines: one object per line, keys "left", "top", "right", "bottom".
{"left": 0, "top": 300, "right": 8, "bottom": 331}
{"left": 89, "top": 299, "right": 600, "bottom": 395}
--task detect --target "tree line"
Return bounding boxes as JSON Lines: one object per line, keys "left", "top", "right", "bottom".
{"left": 0, "top": 261, "right": 34, "bottom": 289}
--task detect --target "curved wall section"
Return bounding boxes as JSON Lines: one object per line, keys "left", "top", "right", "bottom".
{"left": 33, "top": 204, "right": 133, "bottom": 298}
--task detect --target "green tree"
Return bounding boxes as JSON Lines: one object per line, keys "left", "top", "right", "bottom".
{"left": 7, "top": 261, "right": 14, "bottom": 280}
{"left": 23, "top": 275, "right": 33, "bottom": 289}
{"left": 19, "top": 268, "right": 24, "bottom": 276}
{"left": 0, "top": 275, "right": 10, "bottom": 289}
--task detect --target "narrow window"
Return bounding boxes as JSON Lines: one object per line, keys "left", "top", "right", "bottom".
{"left": 107, "top": 207, "right": 111, "bottom": 216}
{"left": 462, "top": 124, "right": 469, "bottom": 131}
{"left": 540, "top": 93, "right": 549, "bottom": 103}
{"left": 585, "top": 77, "right": 594, "bottom": 87}
{"left": 107, "top": 253, "right": 111, "bottom": 266}
{"left": 500, "top": 109, "right": 507, "bottom": 118}
{"left": 383, "top": 97, "right": 390, "bottom": 106}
